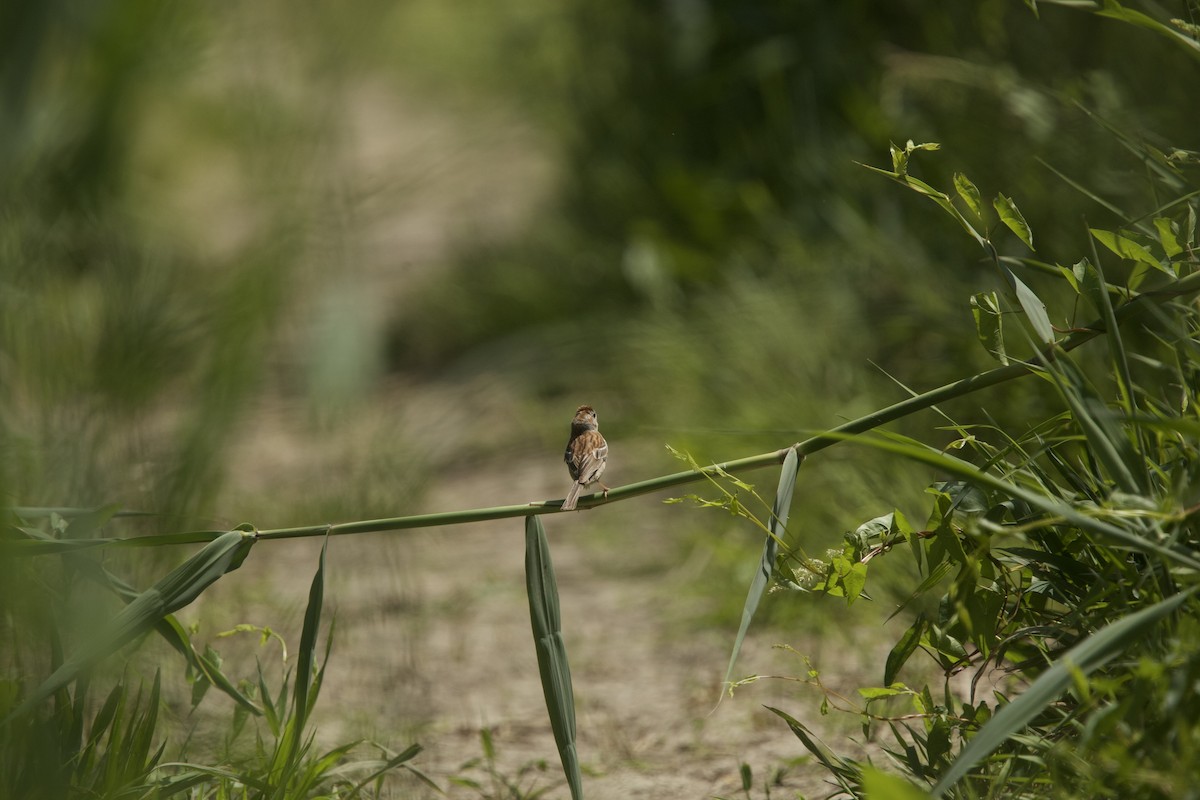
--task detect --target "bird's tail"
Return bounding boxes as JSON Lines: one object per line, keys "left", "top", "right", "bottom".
{"left": 561, "top": 481, "right": 583, "bottom": 511}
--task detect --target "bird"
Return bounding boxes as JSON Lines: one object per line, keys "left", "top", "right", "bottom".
{"left": 561, "top": 404, "right": 609, "bottom": 510}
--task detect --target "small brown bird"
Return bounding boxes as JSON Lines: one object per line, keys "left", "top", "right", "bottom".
{"left": 561, "top": 404, "right": 609, "bottom": 510}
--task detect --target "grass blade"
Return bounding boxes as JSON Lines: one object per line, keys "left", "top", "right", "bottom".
{"left": 931, "top": 587, "right": 1198, "bottom": 797}
{"left": 8, "top": 524, "right": 262, "bottom": 715}
{"left": 274, "top": 534, "right": 330, "bottom": 792}
{"left": 525, "top": 515, "right": 583, "bottom": 800}
{"left": 1, "top": 529, "right": 257, "bottom": 726}
{"left": 721, "top": 448, "right": 801, "bottom": 695}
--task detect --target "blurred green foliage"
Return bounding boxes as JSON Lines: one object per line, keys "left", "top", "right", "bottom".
{"left": 2, "top": 0, "right": 1199, "bottom": 796}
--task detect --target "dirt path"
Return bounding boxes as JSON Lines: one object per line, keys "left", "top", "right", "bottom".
{"left": 216, "top": 449, "right": 879, "bottom": 800}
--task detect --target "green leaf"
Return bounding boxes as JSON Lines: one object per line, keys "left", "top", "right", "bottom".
{"left": 1090, "top": 228, "right": 1169, "bottom": 273}
{"left": 858, "top": 686, "right": 911, "bottom": 700}
{"left": 864, "top": 766, "right": 934, "bottom": 800}
{"left": 1096, "top": 0, "right": 1200, "bottom": 56}
{"left": 1049, "top": 358, "right": 1148, "bottom": 495}
{"left": 722, "top": 448, "right": 801, "bottom": 694}
{"left": 1154, "top": 217, "right": 1183, "bottom": 257}
{"left": 885, "top": 614, "right": 927, "bottom": 686}
{"left": 525, "top": 515, "right": 584, "bottom": 800}
{"left": 766, "top": 707, "right": 859, "bottom": 794}
{"left": 8, "top": 522, "right": 261, "bottom": 714}
{"left": 931, "top": 588, "right": 1198, "bottom": 797}
{"left": 954, "top": 173, "right": 985, "bottom": 220}
{"left": 279, "top": 534, "right": 329, "bottom": 777}
{"left": 970, "top": 292, "right": 1007, "bottom": 364}
{"left": 840, "top": 560, "right": 868, "bottom": 603}
{"left": 1, "top": 529, "right": 257, "bottom": 725}
{"left": 864, "top": 144, "right": 986, "bottom": 247}
{"left": 993, "top": 194, "right": 1035, "bottom": 250}
{"left": 890, "top": 140, "right": 941, "bottom": 176}
{"left": 1001, "top": 266, "right": 1055, "bottom": 344}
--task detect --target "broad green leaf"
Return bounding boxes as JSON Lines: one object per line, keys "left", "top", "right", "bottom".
{"left": 1090, "top": 228, "right": 1169, "bottom": 273}
{"left": 970, "top": 291, "right": 1007, "bottom": 364}
{"left": 1154, "top": 217, "right": 1183, "bottom": 257}
{"left": 931, "top": 588, "right": 1198, "bottom": 797}
{"left": 526, "top": 515, "right": 584, "bottom": 800}
{"left": 722, "top": 448, "right": 801, "bottom": 694}
{"left": 993, "top": 194, "right": 1035, "bottom": 250}
{"left": 840, "top": 560, "right": 868, "bottom": 603}
{"left": 1, "top": 529, "right": 257, "bottom": 725}
{"left": 954, "top": 173, "right": 985, "bottom": 220}
{"left": 1058, "top": 262, "right": 1081, "bottom": 293}
{"left": 1003, "top": 266, "right": 1055, "bottom": 344}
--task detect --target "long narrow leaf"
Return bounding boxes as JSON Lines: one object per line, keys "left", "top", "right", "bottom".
{"left": 831, "top": 430, "right": 1200, "bottom": 570}
{"left": 1, "top": 529, "right": 257, "bottom": 725}
{"left": 525, "top": 515, "right": 583, "bottom": 800}
{"left": 931, "top": 587, "right": 1198, "bottom": 797}
{"left": 277, "top": 535, "right": 330, "bottom": 789}
{"left": 10, "top": 524, "right": 262, "bottom": 715}
{"left": 721, "top": 448, "right": 802, "bottom": 694}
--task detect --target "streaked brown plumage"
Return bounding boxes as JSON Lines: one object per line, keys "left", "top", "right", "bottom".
{"left": 561, "top": 405, "right": 609, "bottom": 510}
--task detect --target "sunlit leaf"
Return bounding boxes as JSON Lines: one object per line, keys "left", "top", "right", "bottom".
{"left": 954, "top": 173, "right": 985, "bottom": 220}
{"left": 1154, "top": 217, "right": 1183, "bottom": 257}
{"left": 1090, "top": 228, "right": 1170, "bottom": 273}
{"left": 994, "top": 193, "right": 1035, "bottom": 250}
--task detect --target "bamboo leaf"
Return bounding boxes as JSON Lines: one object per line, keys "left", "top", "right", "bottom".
{"left": 970, "top": 292, "right": 1007, "bottom": 363}
{"left": 1090, "top": 228, "right": 1169, "bottom": 273}
{"left": 1, "top": 529, "right": 257, "bottom": 725}
{"left": 994, "top": 193, "right": 1035, "bottom": 250}
{"left": 525, "top": 515, "right": 583, "bottom": 800}
{"left": 884, "top": 614, "right": 927, "bottom": 687}
{"left": 953, "top": 173, "right": 985, "bottom": 221}
{"left": 1154, "top": 217, "right": 1183, "bottom": 257}
{"left": 722, "top": 448, "right": 801, "bottom": 694}
{"left": 1002, "top": 266, "right": 1055, "bottom": 344}
{"left": 931, "top": 588, "right": 1198, "bottom": 797}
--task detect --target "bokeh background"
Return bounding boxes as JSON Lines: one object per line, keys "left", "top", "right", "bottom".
{"left": 3, "top": 1, "right": 1197, "bottom": 796}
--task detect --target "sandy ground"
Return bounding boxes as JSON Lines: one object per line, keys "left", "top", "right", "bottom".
{"left": 191, "top": 437, "right": 889, "bottom": 800}
{"left": 164, "top": 78, "right": 889, "bottom": 798}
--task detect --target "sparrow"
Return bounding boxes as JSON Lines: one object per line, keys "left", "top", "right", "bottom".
{"left": 561, "top": 404, "right": 609, "bottom": 510}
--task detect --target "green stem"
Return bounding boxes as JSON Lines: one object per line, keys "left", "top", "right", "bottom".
{"left": 18, "top": 270, "right": 1200, "bottom": 548}
{"left": 252, "top": 269, "right": 1200, "bottom": 540}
